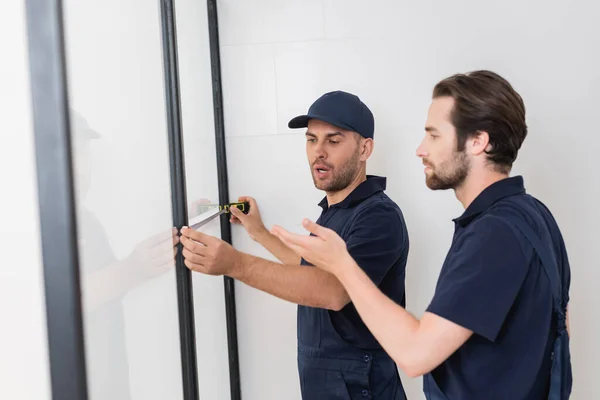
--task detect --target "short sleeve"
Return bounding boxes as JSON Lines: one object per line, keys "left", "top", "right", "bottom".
{"left": 345, "top": 203, "right": 407, "bottom": 286}
{"left": 427, "top": 217, "right": 531, "bottom": 342}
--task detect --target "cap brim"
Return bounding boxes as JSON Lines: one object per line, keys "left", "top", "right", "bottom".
{"left": 70, "top": 110, "right": 101, "bottom": 139}
{"left": 85, "top": 128, "right": 101, "bottom": 139}
{"left": 288, "top": 114, "right": 357, "bottom": 133}
{"left": 288, "top": 115, "right": 311, "bottom": 129}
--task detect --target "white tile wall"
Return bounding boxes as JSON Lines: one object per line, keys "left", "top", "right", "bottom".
{"left": 217, "top": 0, "right": 325, "bottom": 46}
{"left": 221, "top": 45, "right": 278, "bottom": 137}
{"left": 273, "top": 38, "right": 385, "bottom": 133}
{"left": 219, "top": 1, "right": 600, "bottom": 399}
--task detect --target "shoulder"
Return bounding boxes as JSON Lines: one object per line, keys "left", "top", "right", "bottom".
{"left": 352, "top": 193, "right": 405, "bottom": 227}
{"left": 454, "top": 207, "right": 533, "bottom": 264}
{"left": 343, "top": 193, "right": 407, "bottom": 246}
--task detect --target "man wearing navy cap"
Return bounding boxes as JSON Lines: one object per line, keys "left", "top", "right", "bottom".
{"left": 272, "top": 72, "right": 573, "bottom": 400}
{"left": 180, "top": 91, "right": 409, "bottom": 399}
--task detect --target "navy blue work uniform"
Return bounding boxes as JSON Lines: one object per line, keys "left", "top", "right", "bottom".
{"left": 298, "top": 175, "right": 409, "bottom": 399}
{"left": 424, "top": 176, "right": 572, "bottom": 400}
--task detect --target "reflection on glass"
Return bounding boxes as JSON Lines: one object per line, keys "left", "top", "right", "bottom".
{"left": 71, "top": 111, "right": 132, "bottom": 399}
{"left": 72, "top": 111, "right": 178, "bottom": 312}
{"left": 71, "top": 111, "right": 179, "bottom": 400}
{"left": 64, "top": 2, "right": 184, "bottom": 399}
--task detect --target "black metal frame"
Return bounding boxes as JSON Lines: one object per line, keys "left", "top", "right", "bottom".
{"left": 207, "top": 1, "right": 242, "bottom": 399}
{"left": 159, "top": 1, "right": 200, "bottom": 399}
{"left": 25, "top": 0, "right": 89, "bottom": 399}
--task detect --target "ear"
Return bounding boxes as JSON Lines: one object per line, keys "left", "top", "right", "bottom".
{"left": 360, "top": 138, "right": 374, "bottom": 161}
{"left": 469, "top": 130, "right": 490, "bottom": 156}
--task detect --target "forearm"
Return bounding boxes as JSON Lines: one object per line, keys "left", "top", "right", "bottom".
{"left": 231, "top": 252, "right": 348, "bottom": 310}
{"left": 337, "top": 261, "right": 440, "bottom": 376}
{"left": 255, "top": 230, "right": 301, "bottom": 265}
{"left": 82, "top": 262, "right": 137, "bottom": 312}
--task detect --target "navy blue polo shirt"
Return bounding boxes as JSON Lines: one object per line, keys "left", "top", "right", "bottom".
{"left": 427, "top": 176, "right": 572, "bottom": 399}
{"left": 298, "top": 175, "right": 409, "bottom": 350}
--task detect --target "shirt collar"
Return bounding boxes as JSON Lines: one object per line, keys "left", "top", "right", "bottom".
{"left": 454, "top": 176, "right": 526, "bottom": 227}
{"left": 318, "top": 175, "right": 387, "bottom": 210}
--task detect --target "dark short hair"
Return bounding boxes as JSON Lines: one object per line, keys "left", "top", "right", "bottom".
{"left": 433, "top": 70, "right": 527, "bottom": 173}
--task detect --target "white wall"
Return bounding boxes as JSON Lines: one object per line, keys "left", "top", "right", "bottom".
{"left": 217, "top": 1, "right": 600, "bottom": 399}
{"left": 0, "top": 2, "right": 51, "bottom": 400}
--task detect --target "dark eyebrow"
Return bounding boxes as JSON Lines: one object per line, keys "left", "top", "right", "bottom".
{"left": 425, "top": 126, "right": 438, "bottom": 133}
{"left": 305, "top": 131, "right": 344, "bottom": 138}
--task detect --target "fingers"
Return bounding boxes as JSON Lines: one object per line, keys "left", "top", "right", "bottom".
{"left": 182, "top": 247, "right": 205, "bottom": 265}
{"left": 144, "top": 240, "right": 174, "bottom": 259}
{"left": 238, "top": 196, "right": 258, "bottom": 212}
{"left": 271, "top": 226, "right": 303, "bottom": 255}
{"left": 180, "top": 227, "right": 215, "bottom": 245}
{"left": 141, "top": 228, "right": 177, "bottom": 250}
{"left": 229, "top": 206, "right": 243, "bottom": 224}
{"left": 180, "top": 234, "right": 209, "bottom": 256}
{"left": 172, "top": 227, "right": 180, "bottom": 246}
{"left": 158, "top": 259, "right": 176, "bottom": 272}
{"left": 155, "top": 247, "right": 177, "bottom": 267}
{"left": 270, "top": 225, "right": 291, "bottom": 242}
{"left": 229, "top": 205, "right": 245, "bottom": 220}
{"left": 301, "top": 219, "right": 330, "bottom": 238}
{"left": 184, "top": 258, "right": 204, "bottom": 273}
{"left": 271, "top": 225, "right": 312, "bottom": 253}
{"left": 154, "top": 252, "right": 176, "bottom": 273}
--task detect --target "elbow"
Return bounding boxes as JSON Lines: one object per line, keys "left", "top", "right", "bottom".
{"left": 402, "top": 365, "right": 426, "bottom": 379}
{"left": 396, "top": 354, "right": 432, "bottom": 379}
{"left": 328, "top": 294, "right": 350, "bottom": 312}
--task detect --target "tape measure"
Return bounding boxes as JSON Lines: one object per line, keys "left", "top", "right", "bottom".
{"left": 189, "top": 201, "right": 250, "bottom": 230}
{"left": 199, "top": 201, "right": 250, "bottom": 215}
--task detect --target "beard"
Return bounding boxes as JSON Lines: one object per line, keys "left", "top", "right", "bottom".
{"left": 425, "top": 149, "right": 470, "bottom": 190}
{"left": 311, "top": 148, "right": 361, "bottom": 193}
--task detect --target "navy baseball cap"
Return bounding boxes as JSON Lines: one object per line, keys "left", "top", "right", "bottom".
{"left": 288, "top": 90, "right": 375, "bottom": 139}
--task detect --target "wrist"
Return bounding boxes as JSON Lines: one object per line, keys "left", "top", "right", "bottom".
{"left": 335, "top": 254, "right": 359, "bottom": 284}
{"left": 229, "top": 251, "right": 248, "bottom": 280}
{"left": 121, "top": 257, "right": 144, "bottom": 287}
{"left": 252, "top": 226, "right": 270, "bottom": 243}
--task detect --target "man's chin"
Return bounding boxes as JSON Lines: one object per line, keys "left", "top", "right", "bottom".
{"left": 313, "top": 181, "right": 328, "bottom": 191}
{"left": 426, "top": 176, "right": 449, "bottom": 191}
